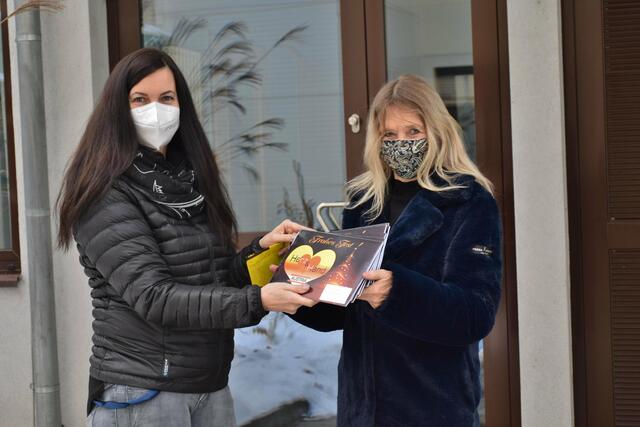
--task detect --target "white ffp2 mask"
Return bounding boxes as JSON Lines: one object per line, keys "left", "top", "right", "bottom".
{"left": 131, "top": 102, "right": 180, "bottom": 151}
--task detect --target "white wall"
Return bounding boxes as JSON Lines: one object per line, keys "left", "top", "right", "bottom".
{"left": 0, "top": 2, "right": 35, "bottom": 425}
{"left": 41, "top": 1, "right": 109, "bottom": 426}
{"left": 507, "top": 0, "right": 575, "bottom": 426}
{"left": 0, "top": 1, "right": 109, "bottom": 426}
{"left": 0, "top": 273, "right": 33, "bottom": 427}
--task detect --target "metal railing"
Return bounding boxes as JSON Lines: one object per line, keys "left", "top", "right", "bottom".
{"left": 315, "top": 202, "right": 348, "bottom": 232}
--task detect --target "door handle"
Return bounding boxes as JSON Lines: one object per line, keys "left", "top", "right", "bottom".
{"left": 347, "top": 113, "right": 361, "bottom": 134}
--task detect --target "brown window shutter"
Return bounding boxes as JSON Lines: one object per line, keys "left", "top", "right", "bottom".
{"left": 604, "top": 0, "right": 640, "bottom": 220}
{"left": 605, "top": 1, "right": 640, "bottom": 424}
{"left": 566, "top": 0, "right": 640, "bottom": 423}
{"left": 610, "top": 249, "right": 640, "bottom": 424}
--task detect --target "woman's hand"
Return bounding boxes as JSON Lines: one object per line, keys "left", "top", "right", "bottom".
{"left": 259, "top": 219, "right": 311, "bottom": 249}
{"left": 358, "top": 269, "right": 393, "bottom": 309}
{"left": 261, "top": 282, "right": 317, "bottom": 314}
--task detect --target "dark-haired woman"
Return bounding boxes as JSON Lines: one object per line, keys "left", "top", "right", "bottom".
{"left": 57, "top": 48, "right": 315, "bottom": 426}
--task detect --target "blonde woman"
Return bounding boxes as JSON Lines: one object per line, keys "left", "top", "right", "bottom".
{"left": 292, "top": 74, "right": 502, "bottom": 427}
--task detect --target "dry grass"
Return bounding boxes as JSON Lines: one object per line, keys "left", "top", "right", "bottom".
{"left": 1, "top": 0, "right": 65, "bottom": 25}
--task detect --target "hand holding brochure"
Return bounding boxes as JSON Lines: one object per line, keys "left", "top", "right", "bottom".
{"left": 270, "top": 224, "right": 390, "bottom": 306}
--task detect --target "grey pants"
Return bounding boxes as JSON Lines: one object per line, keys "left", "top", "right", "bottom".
{"left": 87, "top": 384, "right": 237, "bottom": 427}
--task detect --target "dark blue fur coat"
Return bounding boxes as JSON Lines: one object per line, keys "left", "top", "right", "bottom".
{"left": 291, "top": 175, "right": 503, "bottom": 426}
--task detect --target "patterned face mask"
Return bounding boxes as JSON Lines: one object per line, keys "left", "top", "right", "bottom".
{"left": 380, "top": 138, "right": 428, "bottom": 179}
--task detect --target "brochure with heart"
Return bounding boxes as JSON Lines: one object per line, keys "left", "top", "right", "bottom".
{"left": 270, "top": 223, "right": 390, "bottom": 306}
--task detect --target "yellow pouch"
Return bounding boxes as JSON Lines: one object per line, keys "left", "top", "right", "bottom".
{"left": 246, "top": 242, "right": 285, "bottom": 287}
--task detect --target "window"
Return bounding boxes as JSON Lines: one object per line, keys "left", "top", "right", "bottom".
{"left": 140, "top": 1, "right": 347, "bottom": 239}
{"left": 0, "top": 0, "right": 21, "bottom": 285}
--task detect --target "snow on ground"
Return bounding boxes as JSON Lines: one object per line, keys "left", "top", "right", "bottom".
{"left": 229, "top": 313, "right": 486, "bottom": 425}
{"left": 229, "top": 312, "right": 342, "bottom": 425}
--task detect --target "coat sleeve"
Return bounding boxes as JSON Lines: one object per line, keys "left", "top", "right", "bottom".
{"left": 288, "top": 302, "right": 346, "bottom": 332}
{"left": 376, "top": 195, "right": 502, "bottom": 346}
{"left": 74, "top": 186, "right": 267, "bottom": 330}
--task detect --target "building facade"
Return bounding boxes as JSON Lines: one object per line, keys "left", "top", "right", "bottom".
{"left": 0, "top": 0, "right": 637, "bottom": 426}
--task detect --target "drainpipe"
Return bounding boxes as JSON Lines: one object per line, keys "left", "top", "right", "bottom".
{"left": 14, "top": 3, "right": 62, "bottom": 426}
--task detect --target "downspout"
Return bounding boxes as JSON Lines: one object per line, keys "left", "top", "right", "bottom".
{"left": 14, "top": 3, "right": 62, "bottom": 426}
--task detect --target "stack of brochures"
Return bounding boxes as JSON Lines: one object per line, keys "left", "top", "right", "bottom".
{"left": 270, "top": 223, "right": 390, "bottom": 306}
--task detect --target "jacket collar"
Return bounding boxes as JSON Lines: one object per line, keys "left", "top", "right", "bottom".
{"left": 383, "top": 174, "right": 476, "bottom": 258}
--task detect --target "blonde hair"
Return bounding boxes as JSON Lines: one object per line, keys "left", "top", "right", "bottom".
{"left": 346, "top": 74, "right": 494, "bottom": 219}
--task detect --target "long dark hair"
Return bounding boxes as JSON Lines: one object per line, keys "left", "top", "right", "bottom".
{"left": 57, "top": 48, "right": 237, "bottom": 249}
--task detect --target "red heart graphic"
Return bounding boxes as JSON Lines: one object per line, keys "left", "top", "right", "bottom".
{"left": 284, "top": 245, "right": 337, "bottom": 283}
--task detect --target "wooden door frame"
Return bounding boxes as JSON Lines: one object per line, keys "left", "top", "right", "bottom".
{"left": 339, "top": 1, "right": 372, "bottom": 180}
{"left": 0, "top": 0, "right": 21, "bottom": 281}
{"left": 106, "top": 1, "right": 521, "bottom": 424}
{"left": 106, "top": 0, "right": 140, "bottom": 70}
{"left": 563, "top": 1, "right": 615, "bottom": 425}
{"left": 561, "top": 1, "right": 589, "bottom": 424}
{"left": 471, "top": 1, "right": 521, "bottom": 425}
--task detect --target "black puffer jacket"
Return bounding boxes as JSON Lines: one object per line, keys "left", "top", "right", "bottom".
{"left": 74, "top": 148, "right": 266, "bottom": 393}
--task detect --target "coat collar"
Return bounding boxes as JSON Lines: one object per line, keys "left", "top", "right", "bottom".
{"left": 382, "top": 174, "right": 477, "bottom": 258}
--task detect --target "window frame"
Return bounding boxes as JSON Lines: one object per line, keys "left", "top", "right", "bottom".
{"left": 0, "top": 0, "right": 22, "bottom": 285}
